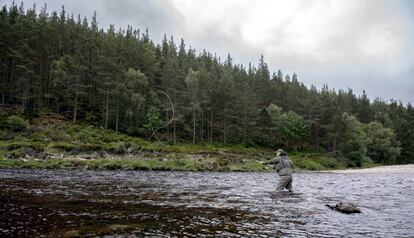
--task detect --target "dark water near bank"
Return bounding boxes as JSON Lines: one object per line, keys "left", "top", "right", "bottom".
{"left": 1, "top": 169, "right": 413, "bottom": 237}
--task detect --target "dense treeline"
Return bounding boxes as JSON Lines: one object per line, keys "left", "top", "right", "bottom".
{"left": 1, "top": 3, "right": 413, "bottom": 165}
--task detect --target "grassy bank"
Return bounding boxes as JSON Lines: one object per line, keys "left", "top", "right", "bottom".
{"left": 0, "top": 157, "right": 266, "bottom": 172}
{"left": 0, "top": 155, "right": 348, "bottom": 172}
{"left": 0, "top": 114, "right": 351, "bottom": 172}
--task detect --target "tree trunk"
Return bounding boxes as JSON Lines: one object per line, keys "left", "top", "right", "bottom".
{"left": 223, "top": 106, "right": 226, "bottom": 144}
{"left": 166, "top": 105, "right": 170, "bottom": 136}
{"left": 173, "top": 116, "right": 176, "bottom": 144}
{"left": 22, "top": 76, "right": 28, "bottom": 113}
{"left": 73, "top": 92, "right": 78, "bottom": 123}
{"left": 201, "top": 109, "right": 204, "bottom": 143}
{"left": 1, "top": 69, "right": 5, "bottom": 105}
{"left": 243, "top": 104, "right": 247, "bottom": 145}
{"left": 37, "top": 65, "right": 42, "bottom": 110}
{"left": 192, "top": 104, "right": 196, "bottom": 144}
{"left": 22, "top": 83, "right": 26, "bottom": 113}
{"left": 105, "top": 89, "right": 109, "bottom": 129}
{"left": 115, "top": 100, "right": 119, "bottom": 133}
{"left": 46, "top": 64, "right": 51, "bottom": 108}
{"left": 10, "top": 62, "right": 14, "bottom": 103}
{"left": 210, "top": 106, "right": 213, "bottom": 143}
{"left": 223, "top": 126, "right": 226, "bottom": 144}
{"left": 129, "top": 113, "right": 132, "bottom": 131}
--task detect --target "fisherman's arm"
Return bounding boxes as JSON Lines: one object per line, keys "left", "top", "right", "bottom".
{"left": 263, "top": 157, "right": 280, "bottom": 165}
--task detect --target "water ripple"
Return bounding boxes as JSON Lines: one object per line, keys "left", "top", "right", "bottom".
{"left": 1, "top": 169, "right": 413, "bottom": 237}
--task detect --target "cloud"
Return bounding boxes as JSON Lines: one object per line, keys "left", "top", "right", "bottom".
{"left": 165, "top": 1, "right": 413, "bottom": 101}
{"left": 169, "top": 0, "right": 411, "bottom": 65}
{"left": 100, "top": 0, "right": 183, "bottom": 40}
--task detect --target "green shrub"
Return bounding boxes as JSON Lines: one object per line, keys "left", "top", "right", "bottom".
{"left": 214, "top": 157, "right": 229, "bottom": 167}
{"left": 2, "top": 116, "right": 29, "bottom": 132}
{"left": 47, "top": 129, "right": 72, "bottom": 142}
{"left": 319, "top": 157, "right": 340, "bottom": 169}
{"left": 79, "top": 143, "right": 103, "bottom": 151}
{"left": 305, "top": 160, "right": 325, "bottom": 170}
{"left": 48, "top": 142, "right": 76, "bottom": 151}
{"left": 0, "top": 158, "right": 23, "bottom": 168}
{"left": 295, "top": 159, "right": 325, "bottom": 171}
{"left": 164, "top": 158, "right": 198, "bottom": 171}
{"left": 102, "top": 162, "right": 122, "bottom": 170}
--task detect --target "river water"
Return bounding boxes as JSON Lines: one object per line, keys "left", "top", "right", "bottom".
{"left": 1, "top": 168, "right": 413, "bottom": 237}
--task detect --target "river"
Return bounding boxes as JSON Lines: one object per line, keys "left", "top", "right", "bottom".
{"left": 1, "top": 167, "right": 413, "bottom": 237}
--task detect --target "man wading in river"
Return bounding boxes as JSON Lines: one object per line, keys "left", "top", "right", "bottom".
{"left": 264, "top": 149, "right": 294, "bottom": 192}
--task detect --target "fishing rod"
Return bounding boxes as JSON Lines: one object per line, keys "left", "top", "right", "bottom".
{"left": 149, "top": 90, "right": 175, "bottom": 144}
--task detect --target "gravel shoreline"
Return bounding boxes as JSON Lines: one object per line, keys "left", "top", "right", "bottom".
{"left": 331, "top": 164, "right": 414, "bottom": 174}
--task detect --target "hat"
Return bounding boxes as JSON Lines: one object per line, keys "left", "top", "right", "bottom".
{"left": 275, "top": 149, "right": 285, "bottom": 156}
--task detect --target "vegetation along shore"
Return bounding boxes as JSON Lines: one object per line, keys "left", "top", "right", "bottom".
{"left": 0, "top": 113, "right": 385, "bottom": 172}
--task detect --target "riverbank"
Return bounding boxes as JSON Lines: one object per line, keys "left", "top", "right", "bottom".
{"left": 0, "top": 113, "right": 352, "bottom": 172}
{"left": 0, "top": 152, "right": 347, "bottom": 172}
{"left": 0, "top": 156, "right": 357, "bottom": 172}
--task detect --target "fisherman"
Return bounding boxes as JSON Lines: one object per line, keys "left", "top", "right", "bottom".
{"left": 264, "top": 149, "right": 294, "bottom": 192}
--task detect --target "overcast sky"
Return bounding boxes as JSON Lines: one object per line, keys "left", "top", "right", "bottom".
{"left": 2, "top": 0, "right": 414, "bottom": 104}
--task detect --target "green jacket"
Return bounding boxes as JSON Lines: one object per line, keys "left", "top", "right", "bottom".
{"left": 264, "top": 156, "right": 293, "bottom": 176}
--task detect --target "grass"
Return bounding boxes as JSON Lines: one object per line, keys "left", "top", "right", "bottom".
{"left": 0, "top": 113, "right": 350, "bottom": 172}
{"left": 289, "top": 152, "right": 348, "bottom": 171}
{"left": 0, "top": 157, "right": 267, "bottom": 172}
{"left": 0, "top": 155, "right": 348, "bottom": 172}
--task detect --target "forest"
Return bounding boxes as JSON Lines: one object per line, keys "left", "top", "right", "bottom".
{"left": 0, "top": 2, "right": 413, "bottom": 166}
